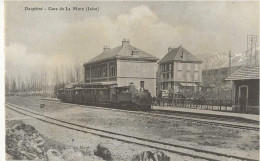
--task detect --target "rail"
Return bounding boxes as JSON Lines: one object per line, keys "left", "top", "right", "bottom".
{"left": 6, "top": 102, "right": 258, "bottom": 161}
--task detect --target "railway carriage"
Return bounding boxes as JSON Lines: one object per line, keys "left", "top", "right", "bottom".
{"left": 58, "top": 83, "right": 152, "bottom": 110}
{"left": 63, "top": 88, "right": 75, "bottom": 103}
{"left": 74, "top": 87, "right": 84, "bottom": 104}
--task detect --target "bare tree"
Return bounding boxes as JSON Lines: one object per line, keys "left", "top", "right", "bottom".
{"left": 74, "top": 63, "right": 81, "bottom": 83}
{"left": 11, "top": 78, "right": 16, "bottom": 93}
{"left": 5, "top": 74, "right": 10, "bottom": 95}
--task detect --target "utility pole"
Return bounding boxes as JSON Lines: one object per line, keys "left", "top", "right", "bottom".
{"left": 229, "top": 50, "right": 234, "bottom": 104}
{"left": 229, "top": 51, "right": 232, "bottom": 75}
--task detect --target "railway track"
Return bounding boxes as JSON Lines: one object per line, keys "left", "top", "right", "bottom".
{"left": 6, "top": 102, "right": 258, "bottom": 161}
{"left": 43, "top": 98, "right": 259, "bottom": 131}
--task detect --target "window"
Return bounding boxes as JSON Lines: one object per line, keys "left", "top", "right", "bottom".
{"left": 168, "top": 83, "right": 172, "bottom": 89}
{"left": 161, "top": 65, "right": 164, "bottom": 71}
{"left": 103, "top": 67, "right": 107, "bottom": 77}
{"left": 140, "top": 81, "right": 144, "bottom": 88}
{"left": 111, "top": 66, "right": 117, "bottom": 77}
{"left": 177, "top": 71, "right": 182, "bottom": 81}
{"left": 85, "top": 67, "right": 91, "bottom": 80}
{"left": 169, "top": 63, "right": 172, "bottom": 71}
{"left": 92, "top": 68, "right": 95, "bottom": 78}
{"left": 186, "top": 71, "right": 191, "bottom": 81}
{"left": 97, "top": 68, "right": 100, "bottom": 78}
{"left": 194, "top": 72, "right": 199, "bottom": 81}
{"left": 164, "top": 64, "right": 167, "bottom": 71}
{"left": 194, "top": 64, "right": 199, "bottom": 71}
{"left": 167, "top": 73, "right": 169, "bottom": 79}
{"left": 186, "top": 64, "right": 190, "bottom": 71}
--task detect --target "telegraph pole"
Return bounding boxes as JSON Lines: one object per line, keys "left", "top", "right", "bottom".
{"left": 229, "top": 50, "right": 234, "bottom": 104}
{"left": 229, "top": 51, "right": 233, "bottom": 75}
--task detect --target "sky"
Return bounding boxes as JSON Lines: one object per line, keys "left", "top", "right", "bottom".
{"left": 4, "top": 1, "right": 259, "bottom": 80}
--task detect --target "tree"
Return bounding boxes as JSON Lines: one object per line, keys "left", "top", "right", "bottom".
{"left": 5, "top": 74, "right": 10, "bottom": 95}
{"left": 11, "top": 79, "right": 16, "bottom": 93}
{"left": 74, "top": 63, "right": 81, "bottom": 83}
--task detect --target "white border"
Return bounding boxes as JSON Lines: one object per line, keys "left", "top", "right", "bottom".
{"left": 0, "top": 0, "right": 5, "bottom": 160}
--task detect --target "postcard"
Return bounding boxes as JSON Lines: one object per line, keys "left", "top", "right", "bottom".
{"left": 4, "top": 1, "right": 259, "bottom": 161}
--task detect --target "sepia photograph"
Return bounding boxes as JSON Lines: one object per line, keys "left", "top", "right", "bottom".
{"left": 4, "top": 1, "right": 260, "bottom": 161}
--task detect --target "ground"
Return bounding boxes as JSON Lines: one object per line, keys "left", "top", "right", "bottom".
{"left": 5, "top": 96, "right": 260, "bottom": 160}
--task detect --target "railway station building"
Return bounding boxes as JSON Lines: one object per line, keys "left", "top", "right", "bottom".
{"left": 226, "top": 65, "right": 260, "bottom": 114}
{"left": 157, "top": 45, "right": 203, "bottom": 93}
{"left": 83, "top": 39, "right": 159, "bottom": 96}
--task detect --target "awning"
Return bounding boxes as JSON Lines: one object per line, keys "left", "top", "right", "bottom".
{"left": 180, "top": 83, "right": 197, "bottom": 87}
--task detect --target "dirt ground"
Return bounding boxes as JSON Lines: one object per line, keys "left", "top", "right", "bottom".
{"left": 6, "top": 96, "right": 260, "bottom": 160}
{"left": 6, "top": 107, "right": 203, "bottom": 161}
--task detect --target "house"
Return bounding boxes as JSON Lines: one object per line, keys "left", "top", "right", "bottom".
{"left": 83, "top": 39, "right": 159, "bottom": 96}
{"left": 157, "top": 45, "right": 203, "bottom": 93}
{"left": 226, "top": 65, "right": 260, "bottom": 114}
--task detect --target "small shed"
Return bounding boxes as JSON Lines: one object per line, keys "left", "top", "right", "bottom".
{"left": 226, "top": 66, "right": 260, "bottom": 114}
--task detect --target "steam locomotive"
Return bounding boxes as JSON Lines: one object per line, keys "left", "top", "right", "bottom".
{"left": 57, "top": 83, "right": 153, "bottom": 110}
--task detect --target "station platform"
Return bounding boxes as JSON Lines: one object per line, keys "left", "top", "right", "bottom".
{"left": 42, "top": 97, "right": 60, "bottom": 101}
{"left": 152, "top": 106, "right": 260, "bottom": 122}
{"left": 40, "top": 97, "right": 259, "bottom": 122}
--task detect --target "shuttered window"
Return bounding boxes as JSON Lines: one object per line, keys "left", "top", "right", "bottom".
{"left": 186, "top": 71, "right": 191, "bottom": 81}
{"left": 195, "top": 64, "right": 199, "bottom": 71}
{"left": 186, "top": 63, "right": 190, "bottom": 71}
{"left": 194, "top": 72, "right": 199, "bottom": 81}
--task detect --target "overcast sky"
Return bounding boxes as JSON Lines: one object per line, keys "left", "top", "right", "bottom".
{"left": 5, "top": 1, "right": 259, "bottom": 79}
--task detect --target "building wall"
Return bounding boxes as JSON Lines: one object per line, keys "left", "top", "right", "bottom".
{"left": 84, "top": 59, "right": 157, "bottom": 96}
{"left": 233, "top": 79, "right": 259, "bottom": 114}
{"left": 117, "top": 77, "right": 156, "bottom": 96}
{"left": 158, "top": 61, "right": 202, "bottom": 90}
{"left": 117, "top": 60, "right": 157, "bottom": 96}
{"left": 173, "top": 62, "right": 202, "bottom": 82}
{"left": 84, "top": 60, "right": 117, "bottom": 83}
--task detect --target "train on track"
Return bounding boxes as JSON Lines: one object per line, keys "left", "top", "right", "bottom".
{"left": 57, "top": 83, "right": 153, "bottom": 110}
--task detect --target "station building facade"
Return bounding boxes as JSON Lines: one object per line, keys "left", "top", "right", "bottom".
{"left": 157, "top": 45, "right": 203, "bottom": 92}
{"left": 83, "top": 39, "right": 159, "bottom": 96}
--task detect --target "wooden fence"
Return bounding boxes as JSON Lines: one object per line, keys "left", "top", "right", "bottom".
{"left": 153, "top": 97, "right": 233, "bottom": 111}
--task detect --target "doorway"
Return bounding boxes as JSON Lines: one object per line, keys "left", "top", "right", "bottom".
{"left": 239, "top": 86, "right": 248, "bottom": 113}
{"left": 140, "top": 81, "right": 145, "bottom": 89}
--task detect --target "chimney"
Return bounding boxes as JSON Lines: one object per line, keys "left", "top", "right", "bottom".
{"left": 103, "top": 45, "right": 110, "bottom": 51}
{"left": 122, "top": 38, "right": 130, "bottom": 47}
{"left": 168, "top": 46, "right": 173, "bottom": 53}
{"left": 132, "top": 48, "right": 139, "bottom": 55}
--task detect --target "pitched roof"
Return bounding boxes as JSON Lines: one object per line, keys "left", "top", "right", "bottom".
{"left": 225, "top": 66, "right": 260, "bottom": 80}
{"left": 159, "top": 46, "right": 202, "bottom": 64}
{"left": 84, "top": 44, "right": 159, "bottom": 65}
